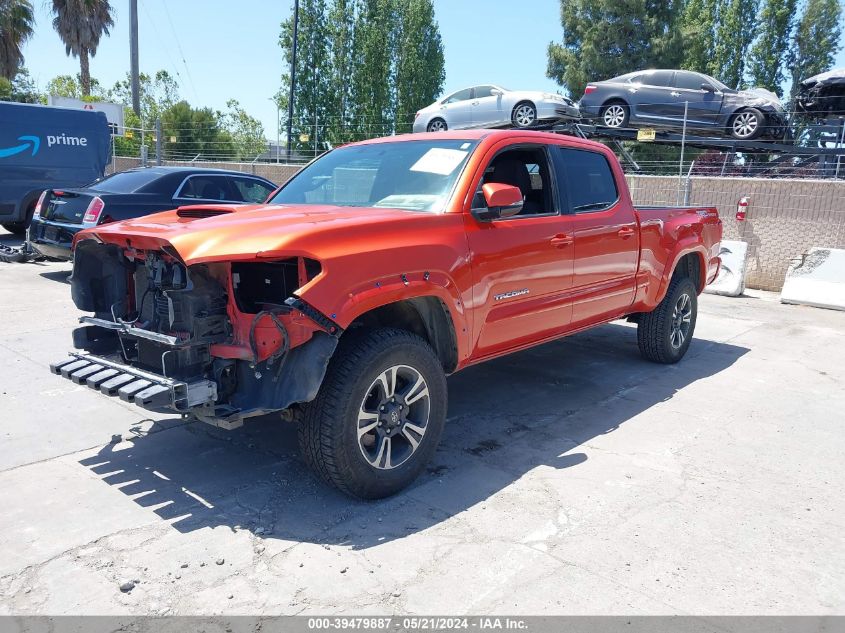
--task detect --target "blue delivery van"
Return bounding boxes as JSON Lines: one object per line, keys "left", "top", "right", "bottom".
{"left": 0, "top": 101, "right": 111, "bottom": 234}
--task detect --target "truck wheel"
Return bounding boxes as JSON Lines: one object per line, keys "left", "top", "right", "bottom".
{"left": 298, "top": 328, "right": 447, "bottom": 499}
{"left": 637, "top": 276, "right": 698, "bottom": 364}
{"left": 2, "top": 200, "right": 36, "bottom": 235}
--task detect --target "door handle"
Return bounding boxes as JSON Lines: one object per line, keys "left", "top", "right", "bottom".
{"left": 472, "top": 101, "right": 479, "bottom": 105}
{"left": 617, "top": 227, "right": 635, "bottom": 239}
{"left": 671, "top": 91, "right": 681, "bottom": 97}
{"left": 550, "top": 234, "right": 574, "bottom": 248}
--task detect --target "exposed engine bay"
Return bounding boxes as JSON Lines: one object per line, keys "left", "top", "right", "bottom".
{"left": 52, "top": 239, "right": 339, "bottom": 428}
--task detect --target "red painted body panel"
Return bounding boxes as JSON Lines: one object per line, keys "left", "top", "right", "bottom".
{"left": 76, "top": 129, "right": 722, "bottom": 373}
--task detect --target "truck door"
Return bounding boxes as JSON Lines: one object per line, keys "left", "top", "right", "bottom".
{"left": 464, "top": 143, "right": 575, "bottom": 358}
{"left": 553, "top": 146, "right": 639, "bottom": 324}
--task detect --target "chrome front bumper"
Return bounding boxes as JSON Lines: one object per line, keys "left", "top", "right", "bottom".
{"left": 50, "top": 352, "right": 217, "bottom": 412}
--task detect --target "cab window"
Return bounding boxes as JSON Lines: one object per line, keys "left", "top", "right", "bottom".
{"left": 472, "top": 147, "right": 555, "bottom": 217}
{"left": 554, "top": 148, "right": 618, "bottom": 213}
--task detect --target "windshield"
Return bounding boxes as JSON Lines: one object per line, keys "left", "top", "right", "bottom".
{"left": 88, "top": 170, "right": 161, "bottom": 193}
{"left": 269, "top": 139, "right": 478, "bottom": 212}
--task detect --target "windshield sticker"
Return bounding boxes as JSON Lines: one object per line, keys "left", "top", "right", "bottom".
{"left": 410, "top": 148, "right": 468, "bottom": 176}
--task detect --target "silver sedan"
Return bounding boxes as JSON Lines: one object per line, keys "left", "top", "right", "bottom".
{"left": 412, "top": 84, "right": 580, "bottom": 132}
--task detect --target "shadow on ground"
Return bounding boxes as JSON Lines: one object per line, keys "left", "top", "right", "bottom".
{"left": 78, "top": 322, "right": 748, "bottom": 549}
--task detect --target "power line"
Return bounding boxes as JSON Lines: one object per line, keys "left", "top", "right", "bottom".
{"left": 159, "top": 0, "right": 199, "bottom": 101}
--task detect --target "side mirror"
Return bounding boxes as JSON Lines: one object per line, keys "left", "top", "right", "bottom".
{"left": 490, "top": 88, "right": 503, "bottom": 97}
{"left": 472, "top": 183, "right": 523, "bottom": 221}
{"left": 701, "top": 82, "right": 716, "bottom": 93}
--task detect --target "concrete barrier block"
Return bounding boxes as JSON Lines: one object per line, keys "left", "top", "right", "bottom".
{"left": 780, "top": 248, "right": 845, "bottom": 311}
{"left": 705, "top": 240, "right": 748, "bottom": 297}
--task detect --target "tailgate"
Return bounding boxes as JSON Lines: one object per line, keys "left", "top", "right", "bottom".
{"left": 41, "top": 190, "right": 96, "bottom": 225}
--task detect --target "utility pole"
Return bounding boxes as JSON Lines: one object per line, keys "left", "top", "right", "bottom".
{"left": 286, "top": 0, "right": 300, "bottom": 162}
{"left": 129, "top": 0, "right": 140, "bottom": 116}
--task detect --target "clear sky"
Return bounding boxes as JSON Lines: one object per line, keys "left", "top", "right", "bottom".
{"left": 19, "top": 0, "right": 845, "bottom": 138}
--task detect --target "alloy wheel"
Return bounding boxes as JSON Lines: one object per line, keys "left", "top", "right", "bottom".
{"left": 669, "top": 293, "right": 693, "bottom": 349}
{"left": 514, "top": 104, "right": 536, "bottom": 127}
{"left": 603, "top": 104, "right": 626, "bottom": 128}
{"left": 428, "top": 119, "right": 446, "bottom": 132}
{"left": 733, "top": 112, "right": 759, "bottom": 138}
{"left": 357, "top": 364, "right": 431, "bottom": 470}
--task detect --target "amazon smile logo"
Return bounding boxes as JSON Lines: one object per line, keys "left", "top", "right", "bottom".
{"left": 0, "top": 135, "right": 40, "bottom": 159}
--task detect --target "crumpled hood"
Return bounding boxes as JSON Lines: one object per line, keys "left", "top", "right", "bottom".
{"left": 83, "top": 203, "right": 439, "bottom": 265}
{"left": 737, "top": 87, "right": 783, "bottom": 109}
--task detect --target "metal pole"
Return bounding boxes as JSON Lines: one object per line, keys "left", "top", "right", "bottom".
{"left": 286, "top": 0, "right": 300, "bottom": 162}
{"left": 111, "top": 134, "right": 116, "bottom": 173}
{"left": 836, "top": 117, "right": 845, "bottom": 179}
{"left": 129, "top": 0, "right": 140, "bottom": 116}
{"left": 276, "top": 103, "right": 281, "bottom": 164}
{"left": 155, "top": 117, "right": 162, "bottom": 166}
{"left": 678, "top": 101, "right": 688, "bottom": 205}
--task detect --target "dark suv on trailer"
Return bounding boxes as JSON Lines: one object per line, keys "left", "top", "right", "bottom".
{"left": 579, "top": 69, "right": 787, "bottom": 140}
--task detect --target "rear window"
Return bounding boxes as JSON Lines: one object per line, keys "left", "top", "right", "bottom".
{"left": 556, "top": 148, "right": 618, "bottom": 213}
{"left": 88, "top": 170, "right": 161, "bottom": 193}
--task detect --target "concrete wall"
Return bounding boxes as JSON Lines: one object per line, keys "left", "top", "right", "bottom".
{"left": 107, "top": 157, "right": 302, "bottom": 187}
{"left": 627, "top": 175, "right": 845, "bottom": 292}
{"left": 107, "top": 158, "right": 844, "bottom": 293}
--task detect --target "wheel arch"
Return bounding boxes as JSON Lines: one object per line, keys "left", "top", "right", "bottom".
{"left": 427, "top": 117, "right": 447, "bottom": 132}
{"left": 346, "top": 296, "right": 459, "bottom": 374}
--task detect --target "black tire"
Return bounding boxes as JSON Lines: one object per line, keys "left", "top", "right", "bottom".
{"left": 298, "top": 328, "right": 448, "bottom": 499}
{"left": 729, "top": 108, "right": 765, "bottom": 140}
{"left": 426, "top": 118, "right": 447, "bottom": 132}
{"left": 637, "top": 276, "right": 698, "bottom": 364}
{"left": 601, "top": 101, "right": 629, "bottom": 128}
{"left": 2, "top": 201, "right": 36, "bottom": 235}
{"left": 511, "top": 102, "right": 537, "bottom": 128}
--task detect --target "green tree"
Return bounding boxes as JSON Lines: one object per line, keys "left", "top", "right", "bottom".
{"left": 787, "top": 0, "right": 843, "bottom": 98}
{"left": 747, "top": 0, "right": 798, "bottom": 95}
{"left": 51, "top": 0, "right": 114, "bottom": 96}
{"left": 45, "top": 73, "right": 105, "bottom": 100}
{"left": 679, "top": 0, "right": 718, "bottom": 73}
{"left": 0, "top": 0, "right": 35, "bottom": 80}
{"left": 108, "top": 69, "right": 179, "bottom": 128}
{"left": 547, "top": 0, "right": 685, "bottom": 97}
{"left": 278, "top": 0, "right": 444, "bottom": 148}
{"left": 279, "top": 0, "right": 331, "bottom": 153}
{"left": 219, "top": 99, "right": 267, "bottom": 160}
{"left": 324, "top": 0, "right": 356, "bottom": 144}
{"left": 393, "top": 0, "right": 444, "bottom": 133}
{"left": 162, "top": 101, "right": 233, "bottom": 160}
{"left": 0, "top": 67, "right": 41, "bottom": 102}
{"left": 711, "top": 0, "right": 760, "bottom": 87}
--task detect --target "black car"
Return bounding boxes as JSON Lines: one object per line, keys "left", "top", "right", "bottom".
{"left": 578, "top": 69, "right": 787, "bottom": 140}
{"left": 28, "top": 167, "right": 277, "bottom": 260}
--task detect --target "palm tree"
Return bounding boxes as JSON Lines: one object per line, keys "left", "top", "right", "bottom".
{"left": 51, "top": 0, "right": 114, "bottom": 96}
{"left": 0, "top": 0, "right": 35, "bottom": 80}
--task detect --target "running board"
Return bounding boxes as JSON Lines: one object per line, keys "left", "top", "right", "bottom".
{"left": 50, "top": 352, "right": 217, "bottom": 412}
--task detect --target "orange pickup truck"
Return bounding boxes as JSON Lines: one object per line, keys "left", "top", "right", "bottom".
{"left": 52, "top": 130, "right": 722, "bottom": 498}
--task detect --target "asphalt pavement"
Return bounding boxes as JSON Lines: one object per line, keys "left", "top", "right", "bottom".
{"left": 0, "top": 230, "right": 843, "bottom": 615}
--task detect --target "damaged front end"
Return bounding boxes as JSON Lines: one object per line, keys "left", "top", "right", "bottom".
{"left": 51, "top": 238, "right": 339, "bottom": 428}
